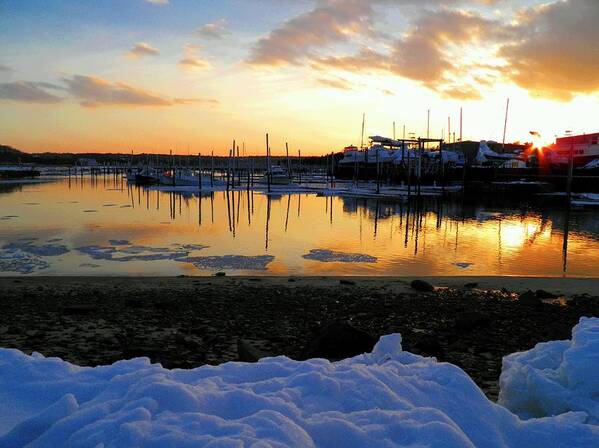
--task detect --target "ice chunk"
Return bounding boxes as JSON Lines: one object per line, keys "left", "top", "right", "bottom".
{"left": 499, "top": 317, "right": 599, "bottom": 423}
{"left": 179, "top": 254, "right": 275, "bottom": 271}
{"left": 302, "top": 249, "right": 377, "bottom": 263}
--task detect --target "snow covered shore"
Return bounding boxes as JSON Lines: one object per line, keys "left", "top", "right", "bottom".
{"left": 0, "top": 319, "right": 597, "bottom": 447}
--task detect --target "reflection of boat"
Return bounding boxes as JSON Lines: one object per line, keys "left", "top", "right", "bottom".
{"left": 259, "top": 165, "right": 291, "bottom": 185}
{"left": 572, "top": 193, "right": 599, "bottom": 207}
{"left": 134, "top": 167, "right": 158, "bottom": 185}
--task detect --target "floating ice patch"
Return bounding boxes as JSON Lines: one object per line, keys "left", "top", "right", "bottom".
{"left": 302, "top": 249, "right": 377, "bottom": 263}
{"left": 2, "top": 242, "right": 69, "bottom": 257}
{"left": 102, "top": 204, "right": 117, "bottom": 207}
{"left": 179, "top": 254, "right": 275, "bottom": 271}
{"left": 120, "top": 205, "right": 132, "bottom": 208}
{"left": 76, "top": 244, "right": 206, "bottom": 263}
{"left": 499, "top": 316, "right": 599, "bottom": 424}
{"left": 178, "top": 244, "right": 209, "bottom": 251}
{"left": 22, "top": 202, "right": 40, "bottom": 205}
{"left": 454, "top": 262, "right": 474, "bottom": 269}
{"left": 78, "top": 263, "right": 100, "bottom": 268}
{"left": 0, "top": 251, "right": 50, "bottom": 274}
{"left": 83, "top": 210, "right": 98, "bottom": 213}
{"left": 108, "top": 239, "right": 130, "bottom": 246}
{"left": 0, "top": 216, "right": 18, "bottom": 221}
{"left": 1, "top": 329, "right": 598, "bottom": 447}
{"left": 46, "top": 238, "right": 63, "bottom": 243}
{"left": 75, "top": 246, "right": 117, "bottom": 260}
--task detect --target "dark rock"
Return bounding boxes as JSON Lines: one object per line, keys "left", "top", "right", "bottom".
{"left": 518, "top": 290, "right": 541, "bottom": 306}
{"left": 153, "top": 301, "right": 173, "bottom": 311}
{"left": 124, "top": 299, "right": 144, "bottom": 308}
{"left": 122, "top": 344, "right": 160, "bottom": 360}
{"left": 301, "top": 321, "right": 377, "bottom": 361}
{"left": 340, "top": 279, "right": 356, "bottom": 286}
{"left": 288, "top": 278, "right": 296, "bottom": 282}
{"left": 214, "top": 272, "right": 226, "bottom": 277}
{"left": 62, "top": 305, "right": 97, "bottom": 316}
{"left": 455, "top": 312, "right": 490, "bottom": 331}
{"left": 464, "top": 282, "right": 478, "bottom": 289}
{"left": 412, "top": 334, "right": 443, "bottom": 358}
{"left": 237, "top": 339, "right": 268, "bottom": 362}
{"left": 410, "top": 280, "right": 434, "bottom": 292}
{"left": 535, "top": 289, "right": 557, "bottom": 299}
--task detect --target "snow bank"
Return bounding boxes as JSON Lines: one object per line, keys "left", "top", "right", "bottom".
{"left": 499, "top": 317, "right": 599, "bottom": 424}
{"left": 2, "top": 325, "right": 598, "bottom": 447}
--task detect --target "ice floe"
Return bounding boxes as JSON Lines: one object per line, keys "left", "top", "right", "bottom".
{"left": 2, "top": 242, "right": 70, "bottom": 257}
{"left": 302, "top": 249, "right": 378, "bottom": 263}
{"left": 75, "top": 243, "right": 210, "bottom": 264}
{"left": 1, "top": 320, "right": 598, "bottom": 447}
{"left": 499, "top": 316, "right": 599, "bottom": 424}
{"left": 108, "top": 239, "right": 130, "bottom": 246}
{"left": 179, "top": 254, "right": 275, "bottom": 271}
{"left": 454, "top": 262, "right": 474, "bottom": 269}
{"left": 0, "top": 251, "right": 50, "bottom": 274}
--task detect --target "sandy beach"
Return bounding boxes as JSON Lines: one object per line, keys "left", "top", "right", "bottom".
{"left": 1, "top": 275, "right": 598, "bottom": 400}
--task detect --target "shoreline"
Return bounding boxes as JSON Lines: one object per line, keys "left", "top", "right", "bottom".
{"left": 1, "top": 275, "right": 598, "bottom": 401}
{"left": 3, "top": 275, "right": 598, "bottom": 295}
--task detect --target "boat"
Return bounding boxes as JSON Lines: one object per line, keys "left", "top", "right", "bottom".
{"left": 547, "top": 132, "right": 599, "bottom": 168}
{"left": 159, "top": 169, "right": 215, "bottom": 187}
{"left": 259, "top": 165, "right": 291, "bottom": 185}
{"left": 134, "top": 167, "right": 158, "bottom": 185}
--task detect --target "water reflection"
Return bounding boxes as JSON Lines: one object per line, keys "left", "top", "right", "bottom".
{"left": 0, "top": 176, "right": 598, "bottom": 277}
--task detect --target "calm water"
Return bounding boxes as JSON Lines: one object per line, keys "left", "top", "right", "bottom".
{"left": 1, "top": 176, "right": 598, "bottom": 277}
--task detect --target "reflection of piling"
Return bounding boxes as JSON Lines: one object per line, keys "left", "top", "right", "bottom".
{"left": 566, "top": 139, "right": 575, "bottom": 202}
{"left": 211, "top": 151, "right": 215, "bottom": 188}
{"left": 265, "top": 196, "right": 271, "bottom": 251}
{"left": 562, "top": 207, "right": 570, "bottom": 274}
{"left": 198, "top": 152, "right": 202, "bottom": 193}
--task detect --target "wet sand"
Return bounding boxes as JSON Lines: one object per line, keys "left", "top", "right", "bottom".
{"left": 1, "top": 276, "right": 598, "bottom": 400}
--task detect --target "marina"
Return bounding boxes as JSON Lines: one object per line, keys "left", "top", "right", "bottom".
{"left": 1, "top": 173, "right": 598, "bottom": 277}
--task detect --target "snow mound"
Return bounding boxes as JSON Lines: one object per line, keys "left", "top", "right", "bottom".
{"left": 499, "top": 316, "right": 599, "bottom": 424}
{"left": 2, "top": 328, "right": 599, "bottom": 447}
{"left": 302, "top": 249, "right": 377, "bottom": 263}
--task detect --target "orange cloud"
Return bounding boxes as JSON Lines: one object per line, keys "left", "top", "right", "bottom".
{"left": 126, "top": 42, "right": 160, "bottom": 59}
{"left": 179, "top": 44, "right": 212, "bottom": 71}
{"left": 500, "top": 0, "right": 599, "bottom": 101}
{"left": 62, "top": 75, "right": 216, "bottom": 108}
{"left": 247, "top": 0, "right": 374, "bottom": 66}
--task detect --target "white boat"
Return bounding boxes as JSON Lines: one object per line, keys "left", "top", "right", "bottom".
{"left": 159, "top": 170, "right": 214, "bottom": 186}
{"left": 259, "top": 165, "right": 291, "bottom": 185}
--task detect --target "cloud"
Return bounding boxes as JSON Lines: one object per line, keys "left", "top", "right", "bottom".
{"left": 247, "top": 0, "right": 375, "bottom": 66}
{"left": 500, "top": 0, "right": 599, "bottom": 100}
{"left": 0, "top": 81, "right": 63, "bottom": 103}
{"left": 145, "top": 0, "right": 169, "bottom": 4}
{"left": 62, "top": 75, "right": 215, "bottom": 107}
{"left": 196, "top": 19, "right": 229, "bottom": 39}
{"left": 179, "top": 44, "right": 212, "bottom": 71}
{"left": 126, "top": 42, "right": 160, "bottom": 59}
{"left": 0, "top": 64, "right": 12, "bottom": 73}
{"left": 316, "top": 77, "right": 353, "bottom": 90}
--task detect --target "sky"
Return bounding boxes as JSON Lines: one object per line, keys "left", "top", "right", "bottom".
{"left": 1, "top": 0, "right": 598, "bottom": 155}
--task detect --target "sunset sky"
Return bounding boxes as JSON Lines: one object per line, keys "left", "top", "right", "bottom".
{"left": 1, "top": 0, "right": 598, "bottom": 155}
